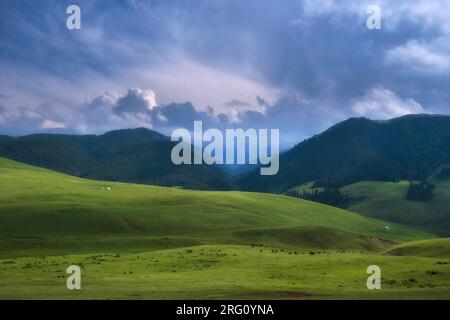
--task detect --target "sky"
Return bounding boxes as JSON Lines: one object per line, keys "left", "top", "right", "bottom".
{"left": 0, "top": 0, "right": 449, "bottom": 147}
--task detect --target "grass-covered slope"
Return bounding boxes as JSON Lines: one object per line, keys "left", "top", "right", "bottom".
{"left": 0, "top": 158, "right": 448, "bottom": 300}
{"left": 341, "top": 180, "right": 450, "bottom": 235}
{"left": 0, "top": 157, "right": 432, "bottom": 258}
{"left": 386, "top": 238, "right": 450, "bottom": 258}
{"left": 233, "top": 226, "right": 395, "bottom": 252}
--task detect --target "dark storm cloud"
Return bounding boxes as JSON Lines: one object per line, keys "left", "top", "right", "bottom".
{"left": 0, "top": 0, "right": 449, "bottom": 144}
{"left": 114, "top": 88, "right": 157, "bottom": 115}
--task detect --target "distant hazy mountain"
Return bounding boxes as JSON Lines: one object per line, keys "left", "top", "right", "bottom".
{"left": 237, "top": 114, "right": 450, "bottom": 192}
{"left": 0, "top": 128, "right": 233, "bottom": 190}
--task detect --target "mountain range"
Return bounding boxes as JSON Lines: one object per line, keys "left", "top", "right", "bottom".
{"left": 2, "top": 114, "right": 450, "bottom": 193}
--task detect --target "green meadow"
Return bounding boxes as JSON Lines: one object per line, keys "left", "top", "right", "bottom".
{"left": 1, "top": 245, "right": 450, "bottom": 300}
{"left": 342, "top": 180, "right": 450, "bottom": 235}
{"left": 0, "top": 157, "right": 449, "bottom": 299}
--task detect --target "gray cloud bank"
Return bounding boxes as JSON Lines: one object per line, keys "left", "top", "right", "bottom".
{"left": 1, "top": 0, "right": 448, "bottom": 146}
{"left": 0, "top": 85, "right": 430, "bottom": 149}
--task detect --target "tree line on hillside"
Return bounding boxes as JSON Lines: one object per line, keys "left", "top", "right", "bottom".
{"left": 287, "top": 179, "right": 435, "bottom": 208}
{"left": 406, "top": 181, "right": 435, "bottom": 202}
{"left": 286, "top": 188, "right": 350, "bottom": 208}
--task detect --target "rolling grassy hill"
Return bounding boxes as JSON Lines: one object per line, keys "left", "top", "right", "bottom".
{"left": 1, "top": 157, "right": 449, "bottom": 299}
{"left": 341, "top": 180, "right": 450, "bottom": 236}
{"left": 386, "top": 238, "right": 450, "bottom": 259}
{"left": 0, "top": 156, "right": 433, "bottom": 258}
